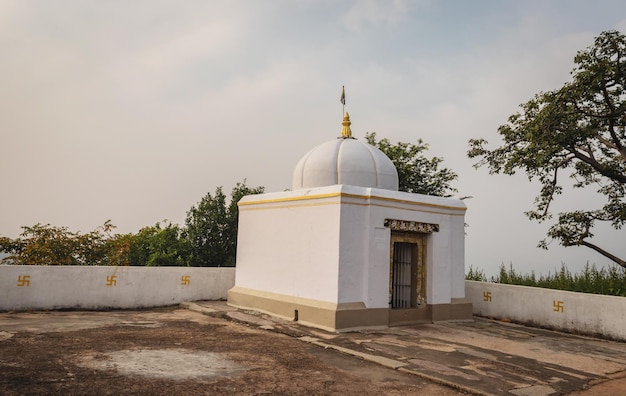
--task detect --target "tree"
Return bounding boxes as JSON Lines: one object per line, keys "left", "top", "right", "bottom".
{"left": 185, "top": 180, "right": 264, "bottom": 266}
{"left": 225, "top": 181, "right": 265, "bottom": 260}
{"left": 365, "top": 132, "right": 458, "bottom": 197}
{"left": 468, "top": 30, "right": 626, "bottom": 267}
{"left": 126, "top": 222, "right": 190, "bottom": 267}
{"left": 0, "top": 221, "right": 115, "bottom": 265}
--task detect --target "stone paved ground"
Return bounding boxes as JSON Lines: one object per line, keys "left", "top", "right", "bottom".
{"left": 0, "top": 306, "right": 461, "bottom": 395}
{"left": 2, "top": 301, "right": 626, "bottom": 395}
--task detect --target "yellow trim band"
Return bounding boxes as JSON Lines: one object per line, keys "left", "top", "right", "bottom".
{"left": 238, "top": 191, "right": 466, "bottom": 212}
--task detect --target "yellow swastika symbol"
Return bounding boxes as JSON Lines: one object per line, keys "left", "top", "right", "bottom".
{"left": 106, "top": 275, "right": 117, "bottom": 286}
{"left": 553, "top": 300, "right": 564, "bottom": 313}
{"left": 181, "top": 275, "right": 191, "bottom": 286}
{"left": 483, "top": 291, "right": 492, "bottom": 302}
{"left": 17, "top": 275, "right": 30, "bottom": 287}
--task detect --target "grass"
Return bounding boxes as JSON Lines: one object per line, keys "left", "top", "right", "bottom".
{"left": 466, "top": 263, "right": 626, "bottom": 297}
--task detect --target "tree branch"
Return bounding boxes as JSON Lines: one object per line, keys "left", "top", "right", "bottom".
{"left": 570, "top": 146, "right": 626, "bottom": 184}
{"left": 600, "top": 83, "right": 626, "bottom": 158}
{"left": 581, "top": 239, "right": 626, "bottom": 268}
{"left": 595, "top": 133, "right": 621, "bottom": 153}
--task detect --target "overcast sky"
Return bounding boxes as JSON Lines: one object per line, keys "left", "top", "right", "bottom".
{"left": 1, "top": 0, "right": 625, "bottom": 276}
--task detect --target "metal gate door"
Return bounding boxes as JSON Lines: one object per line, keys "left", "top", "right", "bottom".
{"left": 391, "top": 242, "right": 414, "bottom": 308}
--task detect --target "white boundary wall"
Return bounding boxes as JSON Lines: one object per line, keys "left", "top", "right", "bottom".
{"left": 0, "top": 265, "right": 235, "bottom": 311}
{"left": 466, "top": 280, "right": 626, "bottom": 341}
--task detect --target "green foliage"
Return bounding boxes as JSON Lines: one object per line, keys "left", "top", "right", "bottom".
{"left": 185, "top": 181, "right": 264, "bottom": 267}
{"left": 226, "top": 181, "right": 265, "bottom": 260}
{"left": 104, "top": 233, "right": 134, "bottom": 267}
{"left": 491, "top": 263, "right": 538, "bottom": 287}
{"left": 365, "top": 132, "right": 458, "bottom": 197}
{"left": 185, "top": 186, "right": 229, "bottom": 267}
{"left": 468, "top": 262, "right": 626, "bottom": 297}
{"left": 127, "top": 222, "right": 190, "bottom": 267}
{"left": 0, "top": 221, "right": 115, "bottom": 265}
{"left": 465, "top": 265, "right": 487, "bottom": 281}
{"left": 468, "top": 30, "right": 626, "bottom": 267}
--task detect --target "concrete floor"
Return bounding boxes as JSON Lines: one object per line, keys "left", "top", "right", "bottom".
{"left": 2, "top": 301, "right": 626, "bottom": 395}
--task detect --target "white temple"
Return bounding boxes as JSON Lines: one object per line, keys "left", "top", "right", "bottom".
{"left": 228, "top": 112, "right": 472, "bottom": 332}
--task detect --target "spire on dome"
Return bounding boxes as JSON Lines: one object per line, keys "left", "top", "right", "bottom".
{"left": 340, "top": 112, "right": 354, "bottom": 139}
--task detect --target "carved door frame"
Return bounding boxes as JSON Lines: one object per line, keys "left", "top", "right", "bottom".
{"left": 389, "top": 231, "right": 427, "bottom": 309}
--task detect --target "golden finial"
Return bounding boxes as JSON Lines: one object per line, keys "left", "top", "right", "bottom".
{"left": 340, "top": 112, "right": 353, "bottom": 138}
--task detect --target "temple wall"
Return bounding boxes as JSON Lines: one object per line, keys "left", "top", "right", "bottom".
{"left": 354, "top": 189, "right": 466, "bottom": 306}
{"left": 235, "top": 191, "right": 342, "bottom": 303}
{"left": 0, "top": 265, "right": 235, "bottom": 312}
{"left": 231, "top": 185, "right": 470, "bottom": 330}
{"left": 337, "top": 202, "right": 369, "bottom": 304}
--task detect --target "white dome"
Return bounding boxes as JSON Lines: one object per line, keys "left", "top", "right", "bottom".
{"left": 292, "top": 137, "right": 399, "bottom": 191}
